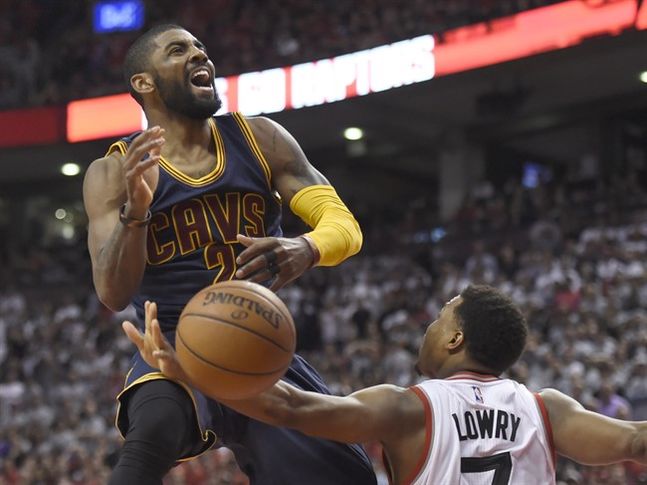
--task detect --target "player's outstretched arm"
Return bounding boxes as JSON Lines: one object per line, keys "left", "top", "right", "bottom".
{"left": 224, "top": 381, "right": 425, "bottom": 445}
{"left": 235, "top": 116, "right": 362, "bottom": 290}
{"left": 540, "top": 388, "right": 647, "bottom": 465}
{"left": 84, "top": 126, "right": 164, "bottom": 310}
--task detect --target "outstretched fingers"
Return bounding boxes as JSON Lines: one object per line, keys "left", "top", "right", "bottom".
{"left": 122, "top": 321, "right": 145, "bottom": 351}
{"left": 123, "top": 127, "right": 165, "bottom": 171}
{"left": 127, "top": 156, "right": 160, "bottom": 179}
{"left": 151, "top": 317, "right": 171, "bottom": 352}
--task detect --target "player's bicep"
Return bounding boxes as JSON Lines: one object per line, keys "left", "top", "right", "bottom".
{"left": 294, "top": 385, "right": 421, "bottom": 444}
{"left": 247, "top": 117, "right": 329, "bottom": 201}
{"left": 87, "top": 210, "right": 121, "bottom": 264}
{"left": 83, "top": 156, "right": 125, "bottom": 263}
{"left": 540, "top": 388, "right": 636, "bottom": 465}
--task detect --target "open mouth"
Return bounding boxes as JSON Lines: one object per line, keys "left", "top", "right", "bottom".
{"left": 189, "top": 68, "right": 213, "bottom": 92}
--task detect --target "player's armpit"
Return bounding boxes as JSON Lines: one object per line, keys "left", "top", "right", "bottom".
{"left": 222, "top": 382, "right": 424, "bottom": 444}
{"left": 539, "top": 388, "right": 647, "bottom": 465}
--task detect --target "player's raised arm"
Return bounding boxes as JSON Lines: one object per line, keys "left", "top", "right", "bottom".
{"left": 83, "top": 126, "right": 164, "bottom": 310}
{"left": 235, "top": 116, "right": 363, "bottom": 290}
{"left": 539, "top": 388, "right": 647, "bottom": 465}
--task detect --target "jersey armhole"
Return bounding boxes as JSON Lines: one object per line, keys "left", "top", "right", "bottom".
{"left": 534, "top": 392, "right": 557, "bottom": 471}
{"left": 399, "top": 386, "right": 434, "bottom": 485}
{"left": 106, "top": 140, "right": 128, "bottom": 157}
{"left": 231, "top": 112, "right": 272, "bottom": 190}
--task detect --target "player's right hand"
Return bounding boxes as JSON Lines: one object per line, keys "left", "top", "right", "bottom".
{"left": 122, "top": 126, "right": 165, "bottom": 219}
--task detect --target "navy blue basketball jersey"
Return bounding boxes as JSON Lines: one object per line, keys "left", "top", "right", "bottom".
{"left": 106, "top": 112, "right": 282, "bottom": 332}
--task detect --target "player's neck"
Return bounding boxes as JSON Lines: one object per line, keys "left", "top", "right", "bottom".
{"left": 436, "top": 358, "right": 497, "bottom": 379}
{"left": 146, "top": 111, "right": 212, "bottom": 147}
{"left": 146, "top": 109, "right": 211, "bottom": 139}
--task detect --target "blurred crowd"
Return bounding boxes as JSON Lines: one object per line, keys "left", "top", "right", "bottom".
{"left": 1, "top": 167, "right": 647, "bottom": 484}
{"left": 1, "top": 1, "right": 646, "bottom": 483}
{"left": 0, "top": 0, "right": 563, "bottom": 109}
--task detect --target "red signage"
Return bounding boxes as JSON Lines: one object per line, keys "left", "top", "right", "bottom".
{"left": 0, "top": 0, "right": 645, "bottom": 147}
{"left": 0, "top": 106, "right": 65, "bottom": 148}
{"left": 67, "top": 94, "right": 143, "bottom": 143}
{"left": 434, "top": 0, "right": 637, "bottom": 76}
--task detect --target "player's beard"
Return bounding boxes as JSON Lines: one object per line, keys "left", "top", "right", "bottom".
{"left": 154, "top": 73, "right": 222, "bottom": 120}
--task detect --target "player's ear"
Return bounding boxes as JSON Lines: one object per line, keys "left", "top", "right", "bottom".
{"left": 447, "top": 331, "right": 464, "bottom": 351}
{"left": 131, "top": 73, "right": 155, "bottom": 96}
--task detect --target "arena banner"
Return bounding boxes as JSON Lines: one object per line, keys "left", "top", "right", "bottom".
{"left": 0, "top": 106, "right": 64, "bottom": 148}
{"left": 433, "top": 0, "right": 637, "bottom": 76}
{"left": 67, "top": 93, "right": 145, "bottom": 143}
{"left": 47, "top": 0, "right": 647, "bottom": 143}
{"left": 636, "top": 0, "right": 647, "bottom": 29}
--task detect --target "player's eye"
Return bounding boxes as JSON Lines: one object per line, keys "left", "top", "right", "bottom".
{"left": 169, "top": 46, "right": 183, "bottom": 55}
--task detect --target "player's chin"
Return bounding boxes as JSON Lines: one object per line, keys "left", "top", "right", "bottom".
{"left": 190, "top": 84, "right": 215, "bottom": 98}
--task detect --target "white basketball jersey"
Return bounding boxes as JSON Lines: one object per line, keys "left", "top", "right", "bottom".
{"left": 407, "top": 372, "right": 555, "bottom": 485}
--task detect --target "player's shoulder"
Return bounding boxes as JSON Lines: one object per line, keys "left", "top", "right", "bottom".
{"left": 235, "top": 115, "right": 289, "bottom": 159}
{"left": 377, "top": 385, "right": 429, "bottom": 441}
{"left": 240, "top": 115, "right": 299, "bottom": 159}
{"left": 86, "top": 132, "right": 141, "bottom": 176}
{"left": 241, "top": 114, "right": 280, "bottom": 137}
{"left": 536, "top": 388, "right": 583, "bottom": 423}
{"left": 373, "top": 384, "right": 429, "bottom": 416}
{"left": 238, "top": 114, "right": 274, "bottom": 126}
{"left": 537, "top": 388, "right": 575, "bottom": 408}
{"left": 214, "top": 112, "right": 277, "bottom": 135}
{"left": 537, "top": 387, "right": 565, "bottom": 400}
{"left": 83, "top": 151, "right": 125, "bottom": 196}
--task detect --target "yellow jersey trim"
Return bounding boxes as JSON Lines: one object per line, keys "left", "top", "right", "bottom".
{"left": 115, "top": 370, "right": 217, "bottom": 462}
{"left": 106, "top": 140, "right": 128, "bottom": 157}
{"left": 232, "top": 112, "right": 272, "bottom": 189}
{"left": 158, "top": 118, "right": 226, "bottom": 187}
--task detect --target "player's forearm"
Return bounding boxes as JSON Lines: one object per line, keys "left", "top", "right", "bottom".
{"left": 543, "top": 389, "right": 647, "bottom": 465}
{"left": 219, "top": 381, "right": 306, "bottom": 427}
{"left": 219, "top": 382, "right": 325, "bottom": 429}
{"left": 571, "top": 421, "right": 647, "bottom": 465}
{"left": 93, "top": 224, "right": 148, "bottom": 310}
{"left": 221, "top": 382, "right": 362, "bottom": 443}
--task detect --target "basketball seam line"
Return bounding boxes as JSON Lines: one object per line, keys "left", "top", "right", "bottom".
{"left": 176, "top": 330, "right": 289, "bottom": 376}
{"left": 181, "top": 312, "right": 293, "bottom": 352}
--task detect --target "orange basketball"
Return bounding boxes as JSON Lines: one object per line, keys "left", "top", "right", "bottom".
{"left": 176, "top": 280, "right": 296, "bottom": 400}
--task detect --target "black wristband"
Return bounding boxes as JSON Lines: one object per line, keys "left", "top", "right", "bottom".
{"left": 119, "top": 204, "right": 151, "bottom": 228}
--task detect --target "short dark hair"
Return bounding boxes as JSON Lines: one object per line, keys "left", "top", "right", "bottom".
{"left": 455, "top": 285, "right": 527, "bottom": 374}
{"left": 123, "top": 24, "right": 185, "bottom": 105}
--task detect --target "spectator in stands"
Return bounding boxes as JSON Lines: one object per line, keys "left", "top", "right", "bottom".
{"left": 0, "top": 0, "right": 567, "bottom": 110}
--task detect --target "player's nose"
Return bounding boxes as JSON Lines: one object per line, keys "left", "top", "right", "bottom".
{"left": 189, "top": 46, "right": 208, "bottom": 63}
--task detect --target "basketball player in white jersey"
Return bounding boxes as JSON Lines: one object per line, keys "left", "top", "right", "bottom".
{"left": 126, "top": 285, "right": 647, "bottom": 484}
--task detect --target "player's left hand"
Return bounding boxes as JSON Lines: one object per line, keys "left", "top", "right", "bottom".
{"left": 235, "top": 234, "right": 315, "bottom": 291}
{"left": 122, "top": 301, "right": 190, "bottom": 383}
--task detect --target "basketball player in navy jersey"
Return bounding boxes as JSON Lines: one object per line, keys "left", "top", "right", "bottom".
{"left": 130, "top": 285, "right": 647, "bottom": 484}
{"left": 83, "top": 24, "right": 376, "bottom": 484}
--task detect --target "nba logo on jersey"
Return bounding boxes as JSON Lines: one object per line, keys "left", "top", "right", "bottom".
{"left": 472, "top": 386, "right": 484, "bottom": 403}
